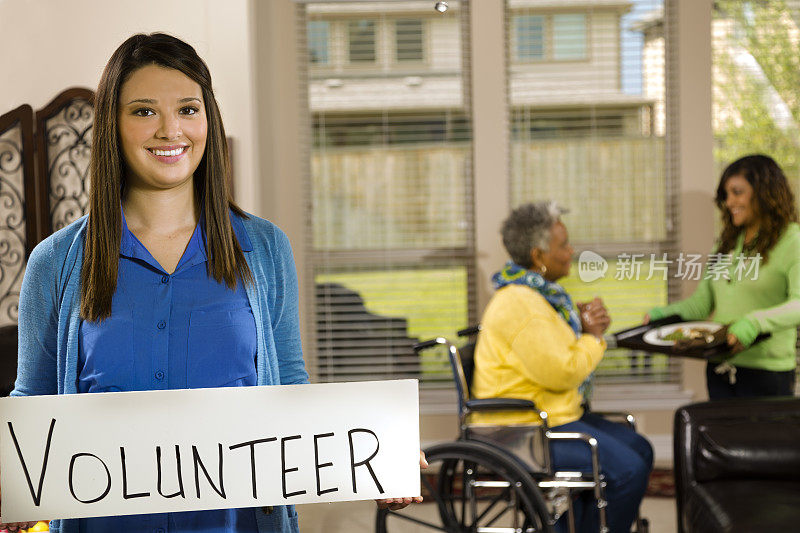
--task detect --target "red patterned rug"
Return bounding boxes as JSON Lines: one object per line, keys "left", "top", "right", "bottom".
{"left": 646, "top": 468, "right": 675, "bottom": 498}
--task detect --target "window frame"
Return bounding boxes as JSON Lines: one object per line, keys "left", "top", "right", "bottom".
{"left": 506, "top": 1, "right": 680, "bottom": 392}
{"left": 298, "top": 0, "right": 689, "bottom": 410}
{"left": 300, "top": 3, "right": 476, "bottom": 403}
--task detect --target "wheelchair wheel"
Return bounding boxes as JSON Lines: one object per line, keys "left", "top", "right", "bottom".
{"left": 376, "top": 440, "right": 553, "bottom": 532}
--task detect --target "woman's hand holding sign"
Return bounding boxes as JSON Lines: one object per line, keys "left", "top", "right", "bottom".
{"left": 376, "top": 450, "right": 428, "bottom": 511}
{"left": 0, "top": 479, "right": 39, "bottom": 532}
{"left": 0, "top": 521, "right": 39, "bottom": 532}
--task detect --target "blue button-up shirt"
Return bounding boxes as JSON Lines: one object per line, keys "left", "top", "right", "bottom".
{"left": 77, "top": 210, "right": 259, "bottom": 532}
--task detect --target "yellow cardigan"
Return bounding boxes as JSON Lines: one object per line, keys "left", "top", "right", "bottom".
{"left": 471, "top": 284, "right": 606, "bottom": 427}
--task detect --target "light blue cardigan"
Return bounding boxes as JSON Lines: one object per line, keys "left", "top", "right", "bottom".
{"left": 13, "top": 212, "right": 309, "bottom": 533}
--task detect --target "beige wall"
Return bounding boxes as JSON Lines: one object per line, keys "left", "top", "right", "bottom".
{"left": 472, "top": 0, "right": 511, "bottom": 315}
{"left": 249, "top": 0, "right": 309, "bottom": 340}
{"left": 0, "top": 0, "right": 259, "bottom": 212}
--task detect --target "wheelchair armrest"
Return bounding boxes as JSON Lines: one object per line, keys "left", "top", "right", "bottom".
{"left": 465, "top": 398, "right": 538, "bottom": 411}
{"left": 465, "top": 398, "right": 550, "bottom": 426}
{"left": 590, "top": 410, "right": 637, "bottom": 430}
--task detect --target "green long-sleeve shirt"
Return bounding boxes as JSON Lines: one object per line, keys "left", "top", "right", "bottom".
{"left": 650, "top": 223, "right": 800, "bottom": 372}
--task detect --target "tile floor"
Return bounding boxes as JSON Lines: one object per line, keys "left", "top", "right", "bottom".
{"left": 296, "top": 496, "right": 677, "bottom": 532}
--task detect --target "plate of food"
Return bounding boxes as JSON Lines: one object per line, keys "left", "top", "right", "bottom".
{"left": 642, "top": 322, "right": 723, "bottom": 346}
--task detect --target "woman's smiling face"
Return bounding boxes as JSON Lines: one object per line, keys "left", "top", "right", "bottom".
{"left": 117, "top": 64, "right": 207, "bottom": 192}
{"left": 723, "top": 174, "right": 758, "bottom": 228}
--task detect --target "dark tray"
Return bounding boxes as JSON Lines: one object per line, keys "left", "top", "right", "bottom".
{"left": 612, "top": 315, "right": 770, "bottom": 361}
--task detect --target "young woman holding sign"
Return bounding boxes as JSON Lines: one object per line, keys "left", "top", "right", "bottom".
{"left": 6, "top": 33, "right": 422, "bottom": 533}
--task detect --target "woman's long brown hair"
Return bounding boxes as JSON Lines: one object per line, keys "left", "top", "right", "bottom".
{"left": 714, "top": 154, "right": 798, "bottom": 264}
{"left": 82, "top": 33, "right": 252, "bottom": 322}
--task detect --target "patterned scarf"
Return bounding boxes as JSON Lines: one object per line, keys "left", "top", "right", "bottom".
{"left": 492, "top": 261, "right": 594, "bottom": 399}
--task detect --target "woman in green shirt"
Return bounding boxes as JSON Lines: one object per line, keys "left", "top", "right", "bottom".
{"left": 648, "top": 154, "right": 799, "bottom": 399}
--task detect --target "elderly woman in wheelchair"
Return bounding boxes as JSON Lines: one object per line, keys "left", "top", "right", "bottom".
{"left": 471, "top": 201, "right": 653, "bottom": 532}
{"left": 376, "top": 201, "right": 652, "bottom": 533}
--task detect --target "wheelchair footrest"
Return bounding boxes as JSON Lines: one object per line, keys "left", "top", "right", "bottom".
{"left": 538, "top": 479, "right": 599, "bottom": 489}
{"left": 471, "top": 480, "right": 513, "bottom": 489}
{"left": 539, "top": 471, "right": 606, "bottom": 490}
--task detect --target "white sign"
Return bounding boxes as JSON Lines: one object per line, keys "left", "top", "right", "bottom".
{"left": 0, "top": 380, "right": 420, "bottom": 522}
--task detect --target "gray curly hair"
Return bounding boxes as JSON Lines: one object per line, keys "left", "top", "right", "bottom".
{"left": 501, "top": 201, "right": 568, "bottom": 268}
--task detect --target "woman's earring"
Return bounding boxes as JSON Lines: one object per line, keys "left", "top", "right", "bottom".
{"left": 540, "top": 265, "right": 547, "bottom": 275}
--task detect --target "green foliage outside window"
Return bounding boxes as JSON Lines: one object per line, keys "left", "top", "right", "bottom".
{"left": 714, "top": 0, "right": 800, "bottom": 192}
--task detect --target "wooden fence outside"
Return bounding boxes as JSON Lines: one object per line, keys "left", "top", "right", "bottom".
{"left": 311, "top": 136, "right": 667, "bottom": 250}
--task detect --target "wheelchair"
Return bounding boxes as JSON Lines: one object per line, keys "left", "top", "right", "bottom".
{"left": 376, "top": 326, "right": 648, "bottom": 533}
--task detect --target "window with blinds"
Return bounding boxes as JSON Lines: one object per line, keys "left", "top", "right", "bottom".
{"left": 711, "top": 0, "right": 800, "bottom": 392}
{"left": 300, "top": 1, "right": 475, "bottom": 392}
{"left": 507, "top": 0, "right": 679, "bottom": 386}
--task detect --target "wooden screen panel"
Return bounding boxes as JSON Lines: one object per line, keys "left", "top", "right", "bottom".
{"left": 0, "top": 105, "right": 37, "bottom": 326}
{"left": 35, "top": 87, "right": 95, "bottom": 240}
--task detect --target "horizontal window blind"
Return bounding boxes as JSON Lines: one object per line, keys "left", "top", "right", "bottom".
{"left": 512, "top": 107, "right": 652, "bottom": 139}
{"left": 301, "top": 1, "right": 475, "bottom": 392}
{"left": 315, "top": 263, "right": 468, "bottom": 384}
{"left": 313, "top": 112, "right": 470, "bottom": 147}
{"left": 507, "top": 0, "right": 679, "bottom": 385}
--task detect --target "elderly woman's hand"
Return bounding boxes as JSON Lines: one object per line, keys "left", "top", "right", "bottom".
{"left": 579, "top": 297, "right": 610, "bottom": 337}
{"left": 376, "top": 451, "right": 428, "bottom": 511}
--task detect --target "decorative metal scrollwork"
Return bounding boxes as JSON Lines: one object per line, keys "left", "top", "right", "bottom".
{"left": 45, "top": 98, "right": 93, "bottom": 232}
{"left": 0, "top": 122, "right": 27, "bottom": 326}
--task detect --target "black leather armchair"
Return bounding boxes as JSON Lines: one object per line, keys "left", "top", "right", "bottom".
{"left": 674, "top": 397, "right": 800, "bottom": 533}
